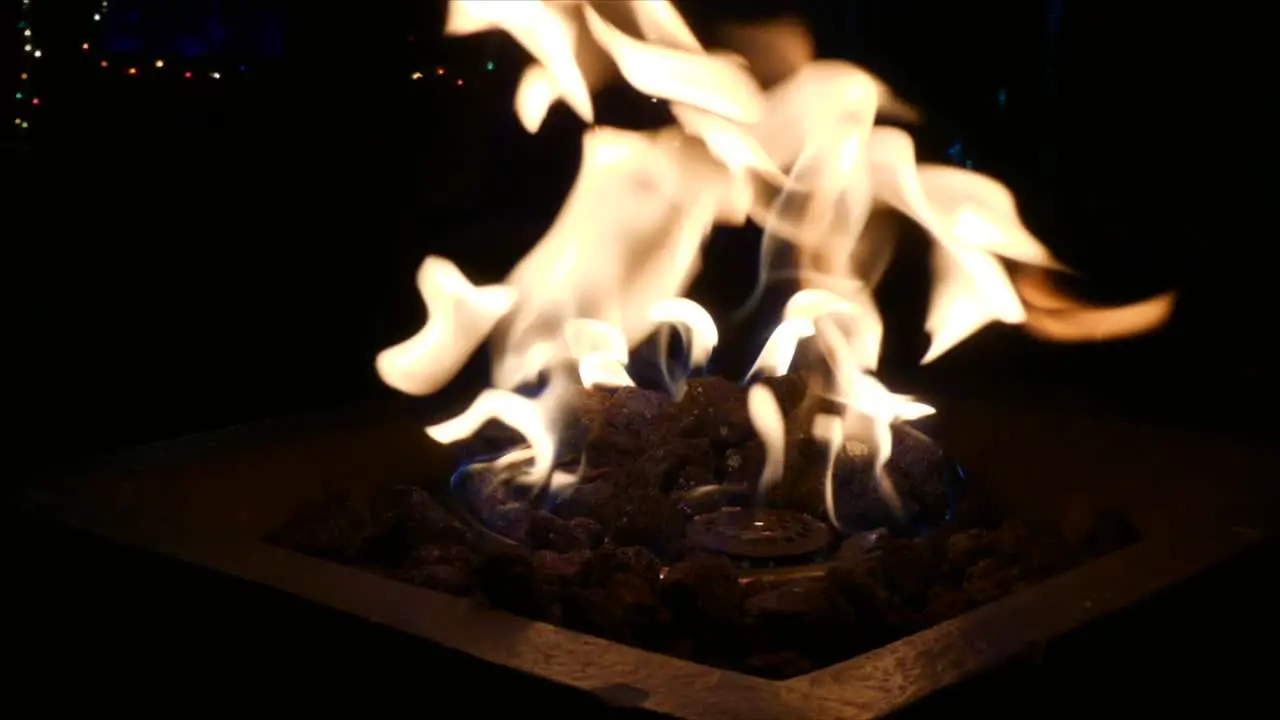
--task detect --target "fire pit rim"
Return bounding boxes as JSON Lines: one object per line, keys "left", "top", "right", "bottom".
{"left": 13, "top": 399, "right": 1273, "bottom": 719}
{"left": 27, "top": 498, "right": 1259, "bottom": 720}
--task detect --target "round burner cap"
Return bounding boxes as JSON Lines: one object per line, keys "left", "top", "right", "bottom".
{"left": 686, "top": 507, "right": 832, "bottom": 558}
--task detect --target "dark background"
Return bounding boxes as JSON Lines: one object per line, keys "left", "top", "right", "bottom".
{"left": 6, "top": 0, "right": 1274, "bottom": 470}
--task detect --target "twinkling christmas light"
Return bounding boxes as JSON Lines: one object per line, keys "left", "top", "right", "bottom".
{"left": 14, "top": 0, "right": 38, "bottom": 134}
{"left": 84, "top": 1, "right": 245, "bottom": 80}
{"left": 408, "top": 60, "right": 496, "bottom": 86}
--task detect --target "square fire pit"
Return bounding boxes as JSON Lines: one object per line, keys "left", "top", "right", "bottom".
{"left": 14, "top": 391, "right": 1271, "bottom": 719}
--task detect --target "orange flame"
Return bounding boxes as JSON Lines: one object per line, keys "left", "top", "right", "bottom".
{"left": 380, "top": 1, "right": 1175, "bottom": 521}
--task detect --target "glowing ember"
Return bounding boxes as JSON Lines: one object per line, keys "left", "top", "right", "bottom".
{"left": 377, "top": 0, "right": 1173, "bottom": 524}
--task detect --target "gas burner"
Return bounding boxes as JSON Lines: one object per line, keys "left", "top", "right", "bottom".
{"left": 686, "top": 507, "right": 832, "bottom": 559}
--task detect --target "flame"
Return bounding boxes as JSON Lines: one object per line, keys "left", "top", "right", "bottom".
{"left": 376, "top": 256, "right": 517, "bottom": 396}
{"left": 1013, "top": 266, "right": 1177, "bottom": 342}
{"left": 747, "top": 384, "right": 786, "bottom": 503}
{"left": 382, "top": 1, "right": 1175, "bottom": 523}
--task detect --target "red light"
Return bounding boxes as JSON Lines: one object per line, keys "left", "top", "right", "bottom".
{"left": 456, "top": 79, "right": 464, "bottom": 86}
{"left": 184, "top": 71, "right": 192, "bottom": 78}
{"left": 100, "top": 60, "right": 108, "bottom": 68}
{"left": 31, "top": 98, "right": 39, "bottom": 106}
{"left": 82, "top": 43, "right": 90, "bottom": 51}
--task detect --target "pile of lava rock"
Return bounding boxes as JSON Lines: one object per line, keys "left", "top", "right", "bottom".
{"left": 272, "top": 374, "right": 1139, "bottom": 678}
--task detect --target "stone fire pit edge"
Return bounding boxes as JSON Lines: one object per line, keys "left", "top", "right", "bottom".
{"left": 11, "top": 402, "right": 1267, "bottom": 720}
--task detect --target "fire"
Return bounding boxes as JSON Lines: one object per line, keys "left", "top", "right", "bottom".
{"left": 377, "top": 1, "right": 1174, "bottom": 517}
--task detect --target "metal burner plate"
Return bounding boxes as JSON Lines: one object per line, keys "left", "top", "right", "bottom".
{"left": 686, "top": 507, "right": 832, "bottom": 559}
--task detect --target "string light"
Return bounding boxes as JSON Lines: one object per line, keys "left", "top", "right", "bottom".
{"left": 82, "top": 1, "right": 247, "bottom": 80}
{"left": 14, "top": 0, "right": 36, "bottom": 134}
{"left": 409, "top": 61, "right": 497, "bottom": 87}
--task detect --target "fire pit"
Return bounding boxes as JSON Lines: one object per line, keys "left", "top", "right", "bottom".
{"left": 316, "top": 0, "right": 1184, "bottom": 685}
{"left": 269, "top": 376, "right": 1146, "bottom": 680}
{"left": 262, "top": 0, "right": 1223, "bottom": 707}
{"left": 13, "top": 394, "right": 1270, "bottom": 718}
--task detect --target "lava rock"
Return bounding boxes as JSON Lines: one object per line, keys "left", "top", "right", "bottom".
{"left": 923, "top": 585, "right": 973, "bottom": 623}
{"left": 476, "top": 550, "right": 549, "bottom": 618}
{"left": 465, "top": 386, "right": 608, "bottom": 464}
{"left": 674, "top": 483, "right": 746, "bottom": 517}
{"left": 615, "top": 545, "right": 664, "bottom": 584}
{"left": 533, "top": 549, "right": 591, "bottom": 586}
{"left": 719, "top": 439, "right": 765, "bottom": 488}
{"left": 636, "top": 437, "right": 715, "bottom": 494}
{"left": 396, "top": 486, "right": 473, "bottom": 541}
{"left": 554, "top": 385, "right": 612, "bottom": 461}
{"left": 758, "top": 374, "right": 808, "bottom": 417}
{"left": 981, "top": 518, "right": 1077, "bottom": 579}
{"left": 964, "top": 556, "right": 1020, "bottom": 604}
{"left": 462, "top": 468, "right": 512, "bottom": 523}
{"left": 487, "top": 502, "right": 534, "bottom": 544}
{"left": 270, "top": 371, "right": 1141, "bottom": 682}
{"left": 673, "top": 464, "right": 716, "bottom": 494}
{"left": 603, "top": 487, "right": 688, "bottom": 555}
{"left": 869, "top": 537, "right": 938, "bottom": 611}
{"left": 882, "top": 425, "right": 954, "bottom": 524}
{"left": 361, "top": 486, "right": 473, "bottom": 567}
{"left": 561, "top": 572, "right": 664, "bottom": 646}
{"left": 600, "top": 573, "right": 665, "bottom": 643}
{"left": 581, "top": 424, "right": 640, "bottom": 473}
{"left": 836, "top": 528, "right": 889, "bottom": 565}
{"left": 269, "top": 491, "right": 379, "bottom": 561}
{"left": 745, "top": 579, "right": 858, "bottom": 658}
{"left": 673, "top": 376, "right": 754, "bottom": 448}
{"left": 551, "top": 473, "right": 616, "bottom": 521}
{"left": 662, "top": 554, "right": 744, "bottom": 629}
{"left": 568, "top": 516, "right": 605, "bottom": 549}
{"left": 399, "top": 544, "right": 478, "bottom": 594}
{"left": 601, "top": 386, "right": 671, "bottom": 435}
{"left": 829, "top": 452, "right": 924, "bottom": 535}
{"left": 582, "top": 545, "right": 662, "bottom": 589}
{"left": 943, "top": 528, "right": 993, "bottom": 579}
{"left": 530, "top": 510, "right": 593, "bottom": 552}
{"left": 824, "top": 564, "right": 896, "bottom": 643}
{"left": 744, "top": 578, "right": 837, "bottom": 617}
{"left": 991, "top": 518, "right": 1037, "bottom": 558}
{"left": 781, "top": 418, "right": 955, "bottom": 535}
